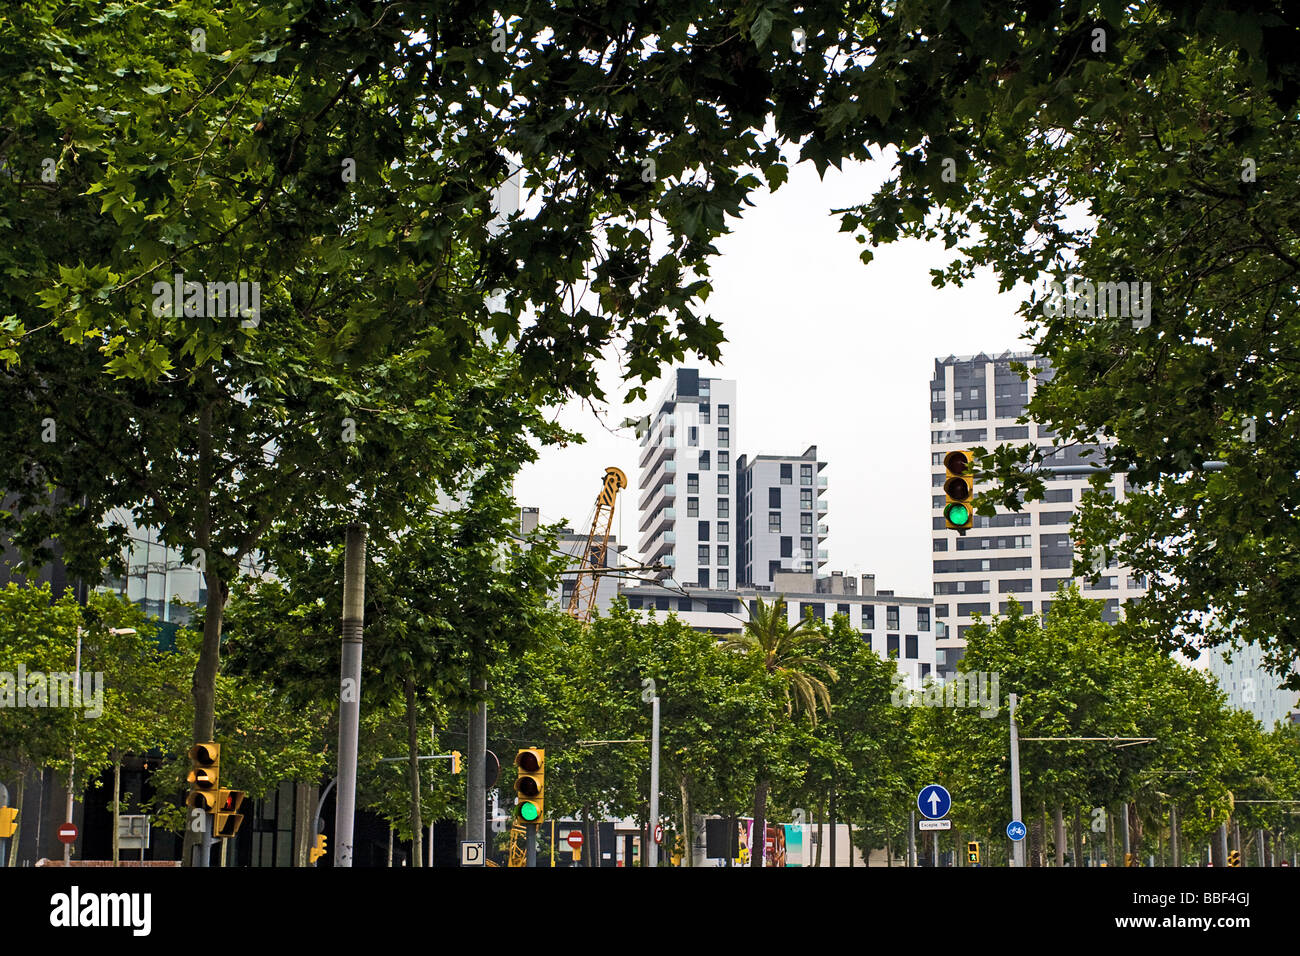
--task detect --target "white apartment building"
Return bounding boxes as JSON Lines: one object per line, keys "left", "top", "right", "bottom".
{"left": 638, "top": 369, "right": 738, "bottom": 590}
{"left": 1205, "top": 642, "right": 1300, "bottom": 729}
{"left": 737, "top": 446, "right": 828, "bottom": 589}
{"left": 930, "top": 352, "right": 1147, "bottom": 673}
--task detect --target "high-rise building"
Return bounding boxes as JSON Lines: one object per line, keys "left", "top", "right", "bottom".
{"left": 1205, "top": 642, "right": 1300, "bottom": 729}
{"left": 737, "top": 446, "right": 828, "bottom": 589}
{"left": 638, "top": 369, "right": 737, "bottom": 589}
{"left": 929, "top": 352, "right": 1147, "bottom": 673}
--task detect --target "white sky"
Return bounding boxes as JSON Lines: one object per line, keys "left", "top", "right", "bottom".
{"left": 513, "top": 152, "right": 1030, "bottom": 598}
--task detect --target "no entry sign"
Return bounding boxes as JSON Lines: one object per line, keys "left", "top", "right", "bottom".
{"left": 57, "top": 822, "right": 78, "bottom": 845}
{"left": 566, "top": 830, "right": 584, "bottom": 849}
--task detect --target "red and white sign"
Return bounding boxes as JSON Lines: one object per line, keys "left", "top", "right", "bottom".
{"left": 57, "top": 822, "right": 78, "bottom": 845}
{"left": 654, "top": 824, "right": 664, "bottom": 844}
{"left": 566, "top": 830, "right": 584, "bottom": 849}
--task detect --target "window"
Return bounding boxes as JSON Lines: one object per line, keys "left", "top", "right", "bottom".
{"left": 769, "top": 512, "right": 781, "bottom": 532}
{"left": 780, "top": 537, "right": 793, "bottom": 558}
{"left": 687, "top": 497, "right": 699, "bottom": 517}
{"left": 699, "top": 451, "right": 711, "bottom": 471}
{"left": 718, "top": 404, "right": 729, "bottom": 424}
{"left": 905, "top": 635, "right": 918, "bottom": 659}
{"left": 931, "top": 452, "right": 944, "bottom": 465}
{"left": 698, "top": 545, "right": 710, "bottom": 565}
{"left": 716, "top": 570, "right": 729, "bottom": 589}
{"left": 700, "top": 405, "right": 711, "bottom": 424}
{"left": 969, "top": 387, "right": 979, "bottom": 400}
{"left": 780, "top": 463, "right": 792, "bottom": 484}
{"left": 838, "top": 603, "right": 851, "bottom": 618}
{"left": 718, "top": 451, "right": 729, "bottom": 470}
{"left": 1043, "top": 487, "right": 1073, "bottom": 503}
{"left": 717, "top": 545, "right": 729, "bottom": 564}
{"left": 801, "top": 536, "right": 813, "bottom": 555}
{"left": 769, "top": 487, "right": 781, "bottom": 508}
{"left": 679, "top": 597, "right": 693, "bottom": 611}
{"left": 687, "top": 473, "right": 699, "bottom": 494}
{"left": 717, "top": 522, "right": 729, "bottom": 542}
{"left": 717, "top": 498, "right": 729, "bottom": 517}
{"left": 918, "top": 607, "right": 930, "bottom": 631}
{"left": 800, "top": 489, "right": 813, "bottom": 510}
{"left": 688, "top": 426, "right": 698, "bottom": 446}
{"left": 887, "top": 606, "right": 899, "bottom": 630}
{"left": 933, "top": 539, "right": 948, "bottom": 551}
{"left": 718, "top": 427, "right": 730, "bottom": 448}
{"left": 698, "top": 521, "right": 710, "bottom": 541}
{"left": 698, "top": 569, "right": 709, "bottom": 587}
{"left": 656, "top": 596, "right": 670, "bottom": 611}
{"left": 957, "top": 602, "right": 991, "bottom": 615}
{"left": 768, "top": 560, "right": 781, "bottom": 581}
{"left": 801, "top": 603, "right": 825, "bottom": 621}
{"left": 887, "top": 634, "right": 900, "bottom": 658}
{"left": 921, "top": 663, "right": 931, "bottom": 677}
{"left": 801, "top": 513, "right": 813, "bottom": 534}
{"left": 861, "top": 605, "right": 875, "bottom": 628}
{"left": 801, "top": 464, "right": 813, "bottom": 485}
{"left": 717, "top": 474, "right": 729, "bottom": 494}
{"left": 999, "top": 578, "right": 1033, "bottom": 593}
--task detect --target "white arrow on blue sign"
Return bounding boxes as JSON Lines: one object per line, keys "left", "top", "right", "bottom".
{"left": 917, "top": 784, "right": 952, "bottom": 820}
{"left": 1006, "top": 820, "right": 1027, "bottom": 841}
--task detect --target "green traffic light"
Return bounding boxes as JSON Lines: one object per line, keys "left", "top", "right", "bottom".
{"left": 945, "top": 502, "right": 970, "bottom": 526}
{"left": 519, "top": 801, "right": 540, "bottom": 822}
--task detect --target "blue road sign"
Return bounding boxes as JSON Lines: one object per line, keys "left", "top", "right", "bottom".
{"left": 1006, "top": 820, "right": 1027, "bottom": 841}
{"left": 917, "top": 784, "right": 952, "bottom": 820}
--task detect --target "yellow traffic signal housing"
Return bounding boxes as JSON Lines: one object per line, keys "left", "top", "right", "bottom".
{"left": 943, "top": 450, "right": 975, "bottom": 534}
{"left": 967, "top": 841, "right": 980, "bottom": 864}
{"left": 514, "top": 748, "right": 545, "bottom": 824}
{"left": 1124, "top": 852, "right": 1137, "bottom": 867}
{"left": 215, "top": 789, "right": 245, "bottom": 838}
{"left": 451, "top": 751, "right": 462, "bottom": 775}
{"left": 0, "top": 806, "right": 18, "bottom": 839}
{"left": 309, "top": 833, "right": 328, "bottom": 865}
{"left": 1228, "top": 850, "right": 1241, "bottom": 867}
{"left": 186, "top": 742, "right": 221, "bottom": 812}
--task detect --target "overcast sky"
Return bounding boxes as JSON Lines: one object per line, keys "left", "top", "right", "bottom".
{"left": 513, "top": 150, "right": 1031, "bottom": 598}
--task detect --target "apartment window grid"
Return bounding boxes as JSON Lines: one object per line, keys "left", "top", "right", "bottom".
{"left": 887, "top": 606, "right": 899, "bottom": 630}
{"left": 718, "top": 404, "right": 729, "bottom": 424}
{"left": 769, "top": 512, "right": 781, "bottom": 532}
{"left": 717, "top": 474, "right": 729, "bottom": 494}
{"left": 717, "top": 498, "right": 729, "bottom": 517}
{"left": 780, "top": 463, "right": 792, "bottom": 484}
{"left": 801, "top": 464, "right": 813, "bottom": 485}
{"left": 717, "top": 522, "right": 729, "bottom": 542}
{"left": 800, "top": 513, "right": 813, "bottom": 534}
{"left": 718, "top": 428, "right": 729, "bottom": 448}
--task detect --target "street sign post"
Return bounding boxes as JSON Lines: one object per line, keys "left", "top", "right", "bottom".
{"left": 919, "top": 819, "right": 952, "bottom": 831}
{"left": 917, "top": 784, "right": 952, "bottom": 820}
{"left": 57, "top": 822, "right": 78, "bottom": 845}
{"left": 1006, "top": 820, "right": 1027, "bottom": 842}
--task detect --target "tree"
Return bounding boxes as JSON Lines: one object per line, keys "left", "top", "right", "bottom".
{"left": 721, "top": 596, "right": 835, "bottom": 866}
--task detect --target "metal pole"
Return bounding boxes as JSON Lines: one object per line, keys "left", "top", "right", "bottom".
{"left": 648, "top": 695, "right": 660, "bottom": 867}
{"left": 334, "top": 522, "right": 367, "bottom": 867}
{"left": 908, "top": 811, "right": 916, "bottom": 867}
{"left": 1121, "top": 803, "right": 1130, "bottom": 864}
{"left": 467, "top": 678, "right": 487, "bottom": 846}
{"left": 64, "top": 626, "right": 82, "bottom": 865}
{"left": 1171, "top": 805, "right": 1180, "bottom": 867}
{"left": 525, "top": 823, "right": 537, "bottom": 868}
{"left": 1257, "top": 828, "right": 1266, "bottom": 867}
{"left": 1009, "top": 692, "right": 1024, "bottom": 868}
{"left": 1216, "top": 823, "right": 1229, "bottom": 867}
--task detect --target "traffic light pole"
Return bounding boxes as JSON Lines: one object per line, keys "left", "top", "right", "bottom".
{"left": 648, "top": 695, "right": 660, "bottom": 868}
{"left": 1009, "top": 693, "right": 1024, "bottom": 868}
{"left": 525, "top": 823, "right": 537, "bottom": 868}
{"left": 334, "top": 523, "right": 367, "bottom": 868}
{"left": 467, "top": 677, "right": 487, "bottom": 847}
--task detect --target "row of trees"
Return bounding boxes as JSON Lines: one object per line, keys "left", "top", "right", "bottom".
{"left": 5, "top": 559, "right": 1295, "bottom": 866}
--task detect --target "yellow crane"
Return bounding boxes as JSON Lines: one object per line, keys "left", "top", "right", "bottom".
{"left": 566, "top": 466, "right": 628, "bottom": 623}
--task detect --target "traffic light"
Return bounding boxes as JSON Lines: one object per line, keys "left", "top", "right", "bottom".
{"left": 943, "top": 450, "right": 975, "bottom": 534}
{"left": 214, "top": 789, "right": 245, "bottom": 838}
{"left": 514, "top": 748, "right": 545, "bottom": 824}
{"left": 309, "top": 832, "right": 327, "bottom": 865}
{"left": 451, "top": 750, "right": 462, "bottom": 774}
{"left": 0, "top": 806, "right": 17, "bottom": 839}
{"left": 967, "top": 841, "right": 980, "bottom": 864}
{"left": 1228, "top": 849, "right": 1241, "bottom": 867}
{"left": 185, "top": 742, "right": 221, "bottom": 813}
{"left": 1124, "top": 852, "right": 1138, "bottom": 867}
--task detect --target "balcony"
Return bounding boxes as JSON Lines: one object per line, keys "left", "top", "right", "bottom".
{"left": 817, "top": 523, "right": 829, "bottom": 536}
{"left": 818, "top": 476, "right": 828, "bottom": 487}
{"left": 638, "top": 504, "right": 675, "bottom": 538}
{"left": 639, "top": 435, "right": 675, "bottom": 471}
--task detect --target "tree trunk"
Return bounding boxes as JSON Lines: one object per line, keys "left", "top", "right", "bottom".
{"left": 1074, "top": 808, "right": 1083, "bottom": 867}
{"left": 112, "top": 751, "right": 121, "bottom": 867}
{"left": 814, "top": 792, "right": 825, "bottom": 867}
{"left": 678, "top": 774, "right": 692, "bottom": 868}
{"left": 584, "top": 804, "right": 596, "bottom": 868}
{"left": 828, "top": 785, "right": 837, "bottom": 868}
{"left": 183, "top": 559, "right": 228, "bottom": 866}
{"left": 750, "top": 778, "right": 769, "bottom": 867}
{"left": 406, "top": 676, "right": 422, "bottom": 867}
{"left": 1054, "top": 806, "right": 1065, "bottom": 868}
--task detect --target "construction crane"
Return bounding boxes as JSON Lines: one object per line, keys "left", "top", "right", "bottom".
{"left": 566, "top": 466, "right": 628, "bottom": 623}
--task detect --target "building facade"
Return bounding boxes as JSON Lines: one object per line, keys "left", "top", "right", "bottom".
{"left": 1205, "top": 643, "right": 1300, "bottom": 729}
{"left": 737, "top": 446, "right": 828, "bottom": 589}
{"left": 638, "top": 369, "right": 738, "bottom": 590}
{"left": 929, "top": 352, "right": 1147, "bottom": 671}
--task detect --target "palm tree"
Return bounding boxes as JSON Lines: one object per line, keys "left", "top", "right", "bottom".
{"left": 723, "top": 595, "right": 836, "bottom": 866}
